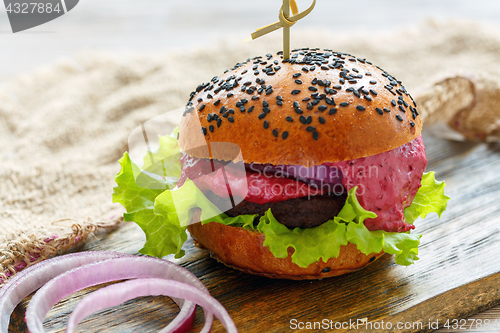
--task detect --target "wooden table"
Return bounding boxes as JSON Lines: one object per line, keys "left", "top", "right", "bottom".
{"left": 8, "top": 131, "right": 500, "bottom": 332}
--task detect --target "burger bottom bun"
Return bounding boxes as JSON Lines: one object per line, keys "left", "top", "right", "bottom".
{"left": 188, "top": 216, "right": 384, "bottom": 280}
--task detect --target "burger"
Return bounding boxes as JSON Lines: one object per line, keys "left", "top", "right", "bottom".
{"left": 113, "top": 48, "right": 450, "bottom": 280}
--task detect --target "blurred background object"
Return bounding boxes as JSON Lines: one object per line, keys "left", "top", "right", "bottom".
{"left": 1, "top": 0, "right": 500, "bottom": 81}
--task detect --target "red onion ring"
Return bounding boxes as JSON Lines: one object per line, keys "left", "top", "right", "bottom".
{"left": 66, "top": 278, "right": 238, "bottom": 333}
{"left": 25, "top": 256, "right": 212, "bottom": 333}
{"left": 0, "top": 251, "right": 129, "bottom": 331}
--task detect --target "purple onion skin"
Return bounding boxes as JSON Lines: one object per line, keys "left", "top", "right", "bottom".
{"left": 245, "top": 162, "right": 343, "bottom": 190}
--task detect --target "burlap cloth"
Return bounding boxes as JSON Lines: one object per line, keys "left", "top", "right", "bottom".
{"left": 1, "top": 19, "right": 499, "bottom": 285}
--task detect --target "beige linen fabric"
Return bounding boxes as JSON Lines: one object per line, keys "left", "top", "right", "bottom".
{"left": 1, "top": 19, "right": 499, "bottom": 284}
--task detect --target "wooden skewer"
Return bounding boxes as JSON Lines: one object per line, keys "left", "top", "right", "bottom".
{"left": 283, "top": 0, "right": 291, "bottom": 60}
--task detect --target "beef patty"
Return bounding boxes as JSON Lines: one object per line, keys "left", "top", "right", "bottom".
{"left": 204, "top": 192, "right": 347, "bottom": 228}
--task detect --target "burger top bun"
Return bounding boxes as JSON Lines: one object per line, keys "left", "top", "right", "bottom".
{"left": 178, "top": 49, "right": 422, "bottom": 165}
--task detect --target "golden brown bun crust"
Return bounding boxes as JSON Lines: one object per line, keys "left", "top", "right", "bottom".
{"left": 179, "top": 50, "right": 422, "bottom": 165}
{"left": 188, "top": 221, "right": 384, "bottom": 280}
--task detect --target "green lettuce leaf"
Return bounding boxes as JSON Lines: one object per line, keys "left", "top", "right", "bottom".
{"left": 113, "top": 132, "right": 449, "bottom": 267}
{"left": 112, "top": 153, "right": 186, "bottom": 258}
{"left": 404, "top": 171, "right": 451, "bottom": 224}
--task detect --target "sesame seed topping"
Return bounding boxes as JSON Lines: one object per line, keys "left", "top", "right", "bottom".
{"left": 318, "top": 105, "right": 327, "bottom": 112}
{"left": 201, "top": 127, "right": 207, "bottom": 135}
{"left": 410, "top": 121, "right": 415, "bottom": 127}
{"left": 302, "top": 97, "right": 311, "bottom": 102}
{"left": 329, "top": 108, "right": 338, "bottom": 115}
{"left": 228, "top": 116, "right": 234, "bottom": 123}
{"left": 313, "top": 131, "right": 319, "bottom": 140}
{"left": 263, "top": 120, "right": 269, "bottom": 129}
{"left": 277, "top": 100, "right": 283, "bottom": 106}
{"left": 340, "top": 102, "right": 349, "bottom": 107}
{"left": 306, "top": 116, "right": 312, "bottom": 124}
{"left": 295, "top": 79, "right": 303, "bottom": 84}
{"left": 356, "top": 105, "right": 366, "bottom": 111}
{"left": 376, "top": 108, "right": 384, "bottom": 115}
{"left": 309, "top": 86, "right": 318, "bottom": 92}
{"left": 286, "top": 116, "right": 293, "bottom": 122}
{"left": 248, "top": 106, "right": 255, "bottom": 113}
{"left": 199, "top": 104, "right": 206, "bottom": 111}
{"left": 383, "top": 108, "right": 391, "bottom": 113}
{"left": 217, "top": 118, "right": 222, "bottom": 127}
{"left": 209, "top": 125, "right": 214, "bottom": 132}
{"left": 300, "top": 115, "right": 307, "bottom": 124}
{"left": 319, "top": 117, "right": 326, "bottom": 124}
{"left": 306, "top": 126, "right": 316, "bottom": 132}
{"left": 369, "top": 80, "right": 377, "bottom": 85}
{"left": 391, "top": 100, "right": 397, "bottom": 106}
{"left": 291, "top": 89, "right": 301, "bottom": 95}
{"left": 293, "top": 73, "right": 302, "bottom": 78}
{"left": 396, "top": 115, "right": 403, "bottom": 122}
{"left": 295, "top": 108, "right": 303, "bottom": 114}
{"left": 282, "top": 131, "right": 289, "bottom": 140}
{"left": 399, "top": 106, "right": 406, "bottom": 113}
{"left": 214, "top": 99, "right": 221, "bottom": 106}
{"left": 369, "top": 89, "right": 378, "bottom": 96}
{"left": 263, "top": 101, "right": 269, "bottom": 107}
{"left": 273, "top": 129, "right": 278, "bottom": 137}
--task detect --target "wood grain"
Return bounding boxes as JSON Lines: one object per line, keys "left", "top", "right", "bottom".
{"left": 8, "top": 132, "right": 500, "bottom": 332}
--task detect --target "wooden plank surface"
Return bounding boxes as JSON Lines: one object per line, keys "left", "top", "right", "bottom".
{"left": 8, "top": 131, "right": 500, "bottom": 332}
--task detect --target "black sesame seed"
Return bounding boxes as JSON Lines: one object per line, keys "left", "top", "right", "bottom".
{"left": 369, "top": 89, "right": 378, "bottom": 96}
{"left": 201, "top": 127, "right": 207, "bottom": 135}
{"left": 258, "top": 113, "right": 266, "bottom": 120}
{"left": 319, "top": 117, "right": 326, "bottom": 124}
{"left": 340, "top": 102, "right": 349, "bottom": 107}
{"left": 329, "top": 108, "right": 338, "bottom": 115}
{"left": 209, "top": 125, "right": 214, "bottom": 132}
{"left": 306, "top": 116, "right": 312, "bottom": 124}
{"left": 277, "top": 100, "right": 283, "bottom": 106}
{"left": 306, "top": 126, "right": 316, "bottom": 132}
{"left": 300, "top": 115, "right": 307, "bottom": 124}
{"left": 333, "top": 85, "right": 342, "bottom": 90}
{"left": 286, "top": 116, "right": 293, "bottom": 122}
{"left": 313, "top": 131, "right": 319, "bottom": 140}
{"left": 391, "top": 100, "right": 397, "bottom": 106}
{"left": 291, "top": 89, "right": 301, "bottom": 95}
{"left": 295, "top": 79, "right": 303, "bottom": 85}
{"left": 240, "top": 106, "right": 246, "bottom": 112}
{"left": 295, "top": 108, "right": 304, "bottom": 114}
{"left": 282, "top": 131, "right": 289, "bottom": 140}
{"left": 217, "top": 118, "right": 222, "bottom": 127}
{"left": 399, "top": 106, "right": 406, "bottom": 113}
{"left": 293, "top": 101, "right": 300, "bottom": 109}
{"left": 273, "top": 129, "right": 278, "bottom": 137}
{"left": 207, "top": 114, "right": 213, "bottom": 122}
{"left": 248, "top": 106, "right": 255, "bottom": 113}
{"left": 383, "top": 108, "right": 391, "bottom": 113}
{"left": 353, "top": 90, "right": 360, "bottom": 98}
{"left": 199, "top": 104, "right": 206, "bottom": 111}
{"left": 266, "top": 88, "right": 273, "bottom": 95}
{"left": 356, "top": 105, "right": 366, "bottom": 111}
{"left": 227, "top": 93, "right": 234, "bottom": 98}
{"left": 302, "top": 97, "right": 311, "bottom": 102}
{"left": 263, "top": 120, "right": 269, "bottom": 129}
{"left": 251, "top": 95, "right": 259, "bottom": 100}
{"left": 318, "top": 105, "right": 327, "bottom": 112}
{"left": 214, "top": 99, "right": 221, "bottom": 106}
{"left": 322, "top": 267, "right": 331, "bottom": 273}
{"left": 263, "top": 107, "right": 270, "bottom": 113}
{"left": 293, "top": 73, "right": 302, "bottom": 78}
{"left": 309, "top": 86, "right": 318, "bottom": 92}
{"left": 376, "top": 108, "right": 384, "bottom": 115}
{"left": 370, "top": 80, "right": 377, "bottom": 85}
{"left": 228, "top": 109, "right": 234, "bottom": 114}
{"left": 263, "top": 101, "right": 269, "bottom": 107}
{"left": 197, "top": 98, "right": 203, "bottom": 103}
{"left": 410, "top": 121, "right": 415, "bottom": 127}
{"left": 396, "top": 115, "right": 403, "bottom": 122}
{"left": 307, "top": 103, "right": 313, "bottom": 110}
{"left": 228, "top": 116, "right": 234, "bottom": 123}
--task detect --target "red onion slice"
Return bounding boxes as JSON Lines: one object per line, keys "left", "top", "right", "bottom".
{"left": 0, "top": 251, "right": 129, "bottom": 332}
{"left": 66, "top": 278, "right": 237, "bottom": 333}
{"left": 25, "top": 256, "right": 212, "bottom": 333}
{"left": 245, "top": 162, "right": 343, "bottom": 190}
